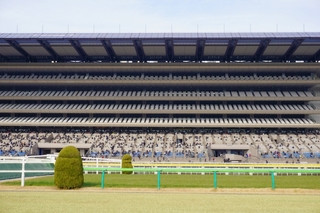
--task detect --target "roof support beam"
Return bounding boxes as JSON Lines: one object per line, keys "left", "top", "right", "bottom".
{"left": 312, "top": 49, "right": 320, "bottom": 62}
{"left": 101, "top": 40, "right": 117, "bottom": 62}
{"left": 165, "top": 39, "right": 174, "bottom": 62}
{"left": 283, "top": 39, "right": 304, "bottom": 61}
{"left": 37, "top": 40, "right": 60, "bottom": 61}
{"left": 133, "top": 40, "right": 146, "bottom": 62}
{"left": 0, "top": 53, "right": 8, "bottom": 62}
{"left": 254, "top": 39, "right": 270, "bottom": 61}
{"left": 224, "top": 39, "right": 238, "bottom": 62}
{"left": 69, "top": 40, "right": 89, "bottom": 61}
{"left": 196, "top": 39, "right": 205, "bottom": 62}
{"left": 5, "top": 40, "right": 33, "bottom": 62}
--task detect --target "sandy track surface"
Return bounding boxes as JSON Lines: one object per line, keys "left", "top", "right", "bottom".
{"left": 1, "top": 185, "right": 319, "bottom": 195}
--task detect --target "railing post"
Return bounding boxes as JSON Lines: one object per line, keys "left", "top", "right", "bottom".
{"left": 101, "top": 170, "right": 105, "bottom": 189}
{"left": 157, "top": 170, "right": 161, "bottom": 190}
{"left": 96, "top": 158, "right": 99, "bottom": 175}
{"left": 21, "top": 157, "right": 26, "bottom": 187}
{"left": 213, "top": 171, "right": 217, "bottom": 189}
{"left": 270, "top": 171, "right": 275, "bottom": 190}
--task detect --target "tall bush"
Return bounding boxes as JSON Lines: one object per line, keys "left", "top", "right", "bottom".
{"left": 54, "top": 146, "right": 84, "bottom": 189}
{"left": 121, "top": 154, "right": 133, "bottom": 174}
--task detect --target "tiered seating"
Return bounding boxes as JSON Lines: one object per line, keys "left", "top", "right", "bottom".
{"left": 279, "top": 134, "right": 300, "bottom": 157}
{"left": 297, "top": 134, "right": 320, "bottom": 158}
{"left": 163, "top": 133, "right": 175, "bottom": 158}
{"left": 1, "top": 129, "right": 320, "bottom": 160}
{"left": 287, "top": 134, "right": 309, "bottom": 155}
{"left": 0, "top": 132, "right": 45, "bottom": 156}
{"left": 251, "top": 134, "right": 269, "bottom": 157}
{"left": 0, "top": 103, "right": 314, "bottom": 113}
{"left": 241, "top": 134, "right": 254, "bottom": 146}
{"left": 269, "top": 133, "right": 290, "bottom": 157}
{"left": 260, "top": 134, "right": 278, "bottom": 157}
{"left": 175, "top": 133, "right": 185, "bottom": 158}
{"left": 0, "top": 73, "right": 315, "bottom": 81}
{"left": 232, "top": 134, "right": 242, "bottom": 145}
{"left": 204, "top": 134, "right": 213, "bottom": 150}
{"left": 184, "top": 134, "right": 194, "bottom": 158}
{"left": 0, "top": 63, "right": 319, "bottom": 163}
{"left": 307, "top": 134, "right": 320, "bottom": 152}
{"left": 134, "top": 133, "right": 147, "bottom": 157}
{"left": 124, "top": 134, "right": 137, "bottom": 155}
{"left": 194, "top": 134, "right": 206, "bottom": 158}
{"left": 90, "top": 133, "right": 105, "bottom": 157}
{"left": 0, "top": 90, "right": 315, "bottom": 99}
{"left": 154, "top": 133, "right": 165, "bottom": 157}
{"left": 0, "top": 117, "right": 316, "bottom": 127}
{"left": 213, "top": 133, "right": 224, "bottom": 144}
{"left": 144, "top": 134, "right": 155, "bottom": 157}
{"left": 221, "top": 134, "right": 232, "bottom": 145}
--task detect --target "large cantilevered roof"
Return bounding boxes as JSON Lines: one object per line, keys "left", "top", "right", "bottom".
{"left": 0, "top": 32, "right": 319, "bottom": 62}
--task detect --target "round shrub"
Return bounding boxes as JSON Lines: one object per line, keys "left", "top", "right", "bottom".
{"left": 121, "top": 154, "right": 133, "bottom": 174}
{"left": 54, "top": 146, "right": 84, "bottom": 189}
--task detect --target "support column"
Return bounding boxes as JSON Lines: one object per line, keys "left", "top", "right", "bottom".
{"left": 213, "top": 171, "right": 217, "bottom": 189}
{"left": 157, "top": 170, "right": 161, "bottom": 190}
{"left": 101, "top": 170, "right": 105, "bottom": 189}
{"left": 21, "top": 157, "right": 26, "bottom": 187}
{"left": 270, "top": 171, "right": 275, "bottom": 190}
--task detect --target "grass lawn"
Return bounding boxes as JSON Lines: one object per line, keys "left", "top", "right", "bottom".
{"left": 1, "top": 174, "right": 319, "bottom": 213}
{"left": 0, "top": 191, "right": 319, "bottom": 213}
{"left": 1, "top": 173, "right": 320, "bottom": 189}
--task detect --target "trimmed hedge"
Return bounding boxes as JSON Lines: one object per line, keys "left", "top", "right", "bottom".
{"left": 54, "top": 146, "right": 84, "bottom": 189}
{"left": 121, "top": 154, "right": 133, "bottom": 174}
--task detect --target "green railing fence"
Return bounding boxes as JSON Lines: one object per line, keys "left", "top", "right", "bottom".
{"left": 83, "top": 167, "right": 320, "bottom": 190}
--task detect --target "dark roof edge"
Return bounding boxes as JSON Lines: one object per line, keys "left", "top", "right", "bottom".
{"left": 1, "top": 32, "right": 320, "bottom": 39}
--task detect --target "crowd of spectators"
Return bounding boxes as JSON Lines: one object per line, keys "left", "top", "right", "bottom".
{"left": 1, "top": 128, "right": 320, "bottom": 161}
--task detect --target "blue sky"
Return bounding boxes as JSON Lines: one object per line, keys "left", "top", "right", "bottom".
{"left": 0, "top": 0, "right": 319, "bottom": 33}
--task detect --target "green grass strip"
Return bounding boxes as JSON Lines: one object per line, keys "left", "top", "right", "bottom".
{"left": 1, "top": 174, "right": 319, "bottom": 189}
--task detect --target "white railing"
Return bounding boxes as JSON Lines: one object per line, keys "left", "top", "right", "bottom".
{"left": 81, "top": 157, "right": 121, "bottom": 174}
{"left": 0, "top": 155, "right": 122, "bottom": 186}
{"left": 0, "top": 156, "right": 54, "bottom": 186}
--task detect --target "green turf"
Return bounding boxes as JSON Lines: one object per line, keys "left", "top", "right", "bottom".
{"left": 1, "top": 174, "right": 320, "bottom": 189}
{"left": 1, "top": 191, "right": 320, "bottom": 213}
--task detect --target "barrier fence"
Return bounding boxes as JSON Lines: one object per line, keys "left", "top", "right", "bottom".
{"left": 83, "top": 167, "right": 320, "bottom": 190}
{"left": 1, "top": 156, "right": 320, "bottom": 188}
{"left": 0, "top": 156, "right": 54, "bottom": 186}
{"left": 0, "top": 156, "right": 120, "bottom": 186}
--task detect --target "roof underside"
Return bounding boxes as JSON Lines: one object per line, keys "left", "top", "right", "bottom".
{"left": 0, "top": 32, "right": 320, "bottom": 62}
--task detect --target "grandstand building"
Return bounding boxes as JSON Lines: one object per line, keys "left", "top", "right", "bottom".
{"left": 0, "top": 32, "right": 320, "bottom": 162}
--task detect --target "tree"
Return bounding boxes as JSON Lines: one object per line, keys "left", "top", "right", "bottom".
{"left": 54, "top": 146, "right": 84, "bottom": 189}
{"left": 121, "top": 154, "right": 133, "bottom": 174}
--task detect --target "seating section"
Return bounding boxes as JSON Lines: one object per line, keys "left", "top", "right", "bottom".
{"left": 1, "top": 129, "right": 320, "bottom": 161}
{"left": 0, "top": 68, "right": 319, "bottom": 162}
{"left": 0, "top": 103, "right": 314, "bottom": 113}
{"left": 0, "top": 117, "right": 315, "bottom": 127}
{"left": 0, "top": 90, "right": 314, "bottom": 99}
{"left": 0, "top": 73, "right": 315, "bottom": 81}
{"left": 0, "top": 131, "right": 45, "bottom": 156}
